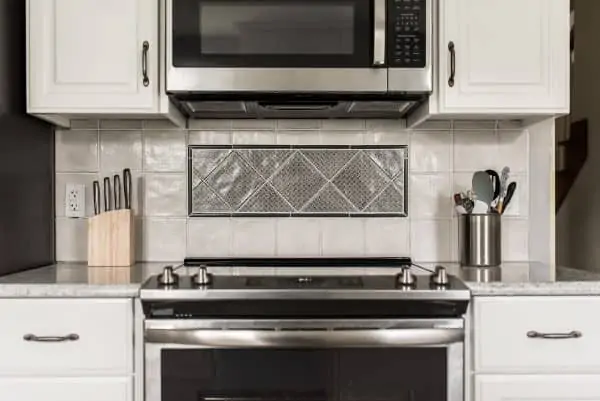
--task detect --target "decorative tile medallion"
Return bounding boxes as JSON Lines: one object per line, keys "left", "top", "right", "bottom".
{"left": 189, "top": 145, "right": 408, "bottom": 217}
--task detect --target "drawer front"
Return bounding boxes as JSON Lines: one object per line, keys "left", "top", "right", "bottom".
{"left": 475, "top": 297, "right": 600, "bottom": 372}
{"left": 0, "top": 377, "right": 132, "bottom": 401}
{"left": 475, "top": 374, "right": 600, "bottom": 401}
{"left": 0, "top": 299, "right": 133, "bottom": 375}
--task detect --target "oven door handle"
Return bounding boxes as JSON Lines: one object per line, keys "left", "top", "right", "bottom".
{"left": 145, "top": 328, "right": 464, "bottom": 347}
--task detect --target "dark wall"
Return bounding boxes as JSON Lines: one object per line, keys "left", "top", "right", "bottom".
{"left": 0, "top": 0, "right": 55, "bottom": 274}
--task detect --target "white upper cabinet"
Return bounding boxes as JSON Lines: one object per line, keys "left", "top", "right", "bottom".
{"left": 437, "top": 0, "right": 570, "bottom": 114}
{"left": 27, "top": 0, "right": 157, "bottom": 113}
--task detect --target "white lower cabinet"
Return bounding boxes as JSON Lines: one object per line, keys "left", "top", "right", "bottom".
{"left": 473, "top": 297, "right": 600, "bottom": 401}
{"left": 475, "top": 375, "right": 600, "bottom": 401}
{"left": 0, "top": 377, "right": 132, "bottom": 401}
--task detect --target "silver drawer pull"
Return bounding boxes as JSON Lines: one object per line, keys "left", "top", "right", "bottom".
{"left": 23, "top": 333, "right": 80, "bottom": 342}
{"left": 527, "top": 330, "right": 582, "bottom": 340}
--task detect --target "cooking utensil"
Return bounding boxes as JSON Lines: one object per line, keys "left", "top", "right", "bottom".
{"left": 499, "top": 166, "right": 510, "bottom": 198}
{"left": 123, "top": 168, "right": 132, "bottom": 210}
{"left": 103, "top": 177, "right": 112, "bottom": 212}
{"left": 500, "top": 182, "right": 517, "bottom": 214}
{"left": 485, "top": 169, "right": 501, "bottom": 202}
{"left": 472, "top": 171, "right": 494, "bottom": 211}
{"left": 113, "top": 174, "right": 122, "bottom": 210}
{"left": 92, "top": 180, "right": 101, "bottom": 215}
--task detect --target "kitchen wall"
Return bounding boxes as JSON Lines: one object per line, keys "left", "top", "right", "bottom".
{"left": 557, "top": 0, "right": 598, "bottom": 271}
{"left": 55, "top": 119, "right": 530, "bottom": 263}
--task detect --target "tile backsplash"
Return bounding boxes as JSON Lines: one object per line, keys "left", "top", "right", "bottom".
{"left": 189, "top": 145, "right": 408, "bottom": 217}
{"left": 55, "top": 119, "right": 530, "bottom": 263}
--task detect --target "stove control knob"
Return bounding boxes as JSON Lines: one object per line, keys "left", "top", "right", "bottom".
{"left": 396, "top": 267, "right": 415, "bottom": 287}
{"left": 158, "top": 265, "right": 179, "bottom": 286}
{"left": 193, "top": 265, "right": 213, "bottom": 286}
{"left": 431, "top": 265, "right": 449, "bottom": 286}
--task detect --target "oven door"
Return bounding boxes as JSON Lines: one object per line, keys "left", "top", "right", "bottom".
{"left": 145, "top": 319, "right": 463, "bottom": 401}
{"left": 166, "top": 0, "right": 388, "bottom": 93}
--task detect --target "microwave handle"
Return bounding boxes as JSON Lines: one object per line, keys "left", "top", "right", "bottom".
{"left": 373, "top": 0, "right": 386, "bottom": 67}
{"left": 145, "top": 328, "right": 464, "bottom": 347}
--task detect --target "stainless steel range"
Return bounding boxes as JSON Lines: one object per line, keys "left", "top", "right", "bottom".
{"left": 141, "top": 257, "right": 470, "bottom": 401}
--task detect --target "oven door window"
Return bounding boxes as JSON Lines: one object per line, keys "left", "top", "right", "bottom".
{"left": 171, "top": 0, "right": 372, "bottom": 68}
{"left": 161, "top": 348, "right": 447, "bottom": 401}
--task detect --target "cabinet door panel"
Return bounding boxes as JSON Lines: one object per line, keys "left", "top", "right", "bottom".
{"left": 440, "top": 0, "right": 569, "bottom": 112}
{"left": 475, "top": 375, "right": 600, "bottom": 401}
{"left": 0, "top": 377, "right": 132, "bottom": 401}
{"left": 28, "top": 0, "right": 156, "bottom": 111}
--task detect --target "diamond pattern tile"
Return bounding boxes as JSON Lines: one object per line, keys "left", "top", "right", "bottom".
{"left": 302, "top": 184, "right": 356, "bottom": 213}
{"left": 332, "top": 152, "right": 390, "bottom": 211}
{"left": 271, "top": 152, "right": 327, "bottom": 210}
{"left": 364, "top": 184, "right": 406, "bottom": 214}
{"left": 366, "top": 149, "right": 406, "bottom": 178}
{"left": 205, "top": 153, "right": 264, "bottom": 209}
{"left": 191, "top": 182, "right": 231, "bottom": 214}
{"left": 191, "top": 149, "right": 231, "bottom": 182}
{"left": 239, "top": 184, "right": 293, "bottom": 213}
{"left": 302, "top": 149, "right": 354, "bottom": 179}
{"left": 237, "top": 149, "right": 293, "bottom": 179}
{"left": 189, "top": 146, "right": 408, "bottom": 217}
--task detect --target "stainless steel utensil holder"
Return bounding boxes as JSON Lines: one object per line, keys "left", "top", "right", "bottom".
{"left": 458, "top": 213, "right": 501, "bottom": 267}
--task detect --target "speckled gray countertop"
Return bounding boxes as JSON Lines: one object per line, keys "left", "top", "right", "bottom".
{"left": 0, "top": 262, "right": 598, "bottom": 298}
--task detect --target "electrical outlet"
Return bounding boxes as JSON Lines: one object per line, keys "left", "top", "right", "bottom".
{"left": 65, "top": 183, "right": 86, "bottom": 218}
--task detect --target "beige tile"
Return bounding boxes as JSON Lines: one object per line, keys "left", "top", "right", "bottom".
{"left": 232, "top": 219, "right": 277, "bottom": 256}
{"left": 189, "top": 130, "right": 233, "bottom": 145}
{"left": 365, "top": 218, "right": 409, "bottom": 256}
{"left": 366, "top": 120, "right": 407, "bottom": 131}
{"left": 409, "top": 173, "right": 453, "bottom": 218}
{"left": 502, "top": 218, "right": 529, "bottom": 261}
{"left": 319, "top": 131, "right": 364, "bottom": 145}
{"left": 321, "top": 120, "right": 366, "bottom": 131}
{"left": 277, "top": 120, "right": 321, "bottom": 130}
{"left": 410, "top": 219, "right": 452, "bottom": 262}
{"left": 453, "top": 120, "right": 496, "bottom": 130}
{"left": 276, "top": 218, "right": 321, "bottom": 256}
{"left": 232, "top": 130, "right": 277, "bottom": 145}
{"left": 144, "top": 174, "right": 187, "bottom": 217}
{"left": 188, "top": 120, "right": 232, "bottom": 130}
{"left": 320, "top": 219, "right": 365, "bottom": 256}
{"left": 277, "top": 130, "right": 321, "bottom": 145}
{"left": 100, "top": 119, "right": 143, "bottom": 130}
{"left": 143, "top": 120, "right": 181, "bottom": 130}
{"left": 363, "top": 130, "right": 409, "bottom": 145}
{"left": 410, "top": 131, "right": 453, "bottom": 172}
{"left": 56, "top": 218, "right": 88, "bottom": 262}
{"left": 55, "top": 173, "right": 98, "bottom": 217}
{"left": 498, "top": 129, "right": 529, "bottom": 173}
{"left": 187, "top": 218, "right": 233, "bottom": 257}
{"left": 143, "top": 131, "right": 187, "bottom": 172}
{"left": 453, "top": 131, "right": 498, "bottom": 172}
{"left": 100, "top": 131, "right": 142, "bottom": 171}
{"left": 232, "top": 120, "right": 276, "bottom": 130}
{"left": 56, "top": 130, "right": 99, "bottom": 172}
{"left": 412, "top": 120, "right": 452, "bottom": 130}
{"left": 140, "top": 218, "right": 187, "bottom": 261}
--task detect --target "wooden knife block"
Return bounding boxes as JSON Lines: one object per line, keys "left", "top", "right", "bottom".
{"left": 87, "top": 209, "right": 135, "bottom": 267}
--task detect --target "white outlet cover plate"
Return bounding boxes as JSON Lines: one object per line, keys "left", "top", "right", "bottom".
{"left": 65, "top": 183, "right": 86, "bottom": 218}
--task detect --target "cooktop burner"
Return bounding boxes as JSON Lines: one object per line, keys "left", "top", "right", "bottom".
{"left": 140, "top": 258, "right": 470, "bottom": 319}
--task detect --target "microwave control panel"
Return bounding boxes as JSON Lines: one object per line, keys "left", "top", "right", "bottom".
{"left": 389, "top": 0, "right": 427, "bottom": 68}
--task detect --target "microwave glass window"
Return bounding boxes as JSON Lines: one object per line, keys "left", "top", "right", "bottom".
{"left": 200, "top": 3, "right": 354, "bottom": 55}
{"left": 172, "top": 0, "right": 371, "bottom": 68}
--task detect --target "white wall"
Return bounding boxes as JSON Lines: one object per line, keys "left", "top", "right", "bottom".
{"left": 556, "top": 0, "right": 600, "bottom": 271}
{"left": 55, "top": 118, "right": 531, "bottom": 263}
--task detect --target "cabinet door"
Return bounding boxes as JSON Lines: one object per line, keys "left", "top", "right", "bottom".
{"left": 476, "top": 375, "right": 600, "bottom": 401}
{"left": 439, "top": 0, "right": 569, "bottom": 113}
{"left": 28, "top": 0, "right": 157, "bottom": 112}
{"left": 0, "top": 377, "right": 132, "bottom": 401}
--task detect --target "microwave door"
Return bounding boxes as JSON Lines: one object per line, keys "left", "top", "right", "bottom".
{"left": 166, "top": 0, "right": 388, "bottom": 93}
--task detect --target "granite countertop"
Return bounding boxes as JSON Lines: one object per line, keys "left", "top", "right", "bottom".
{"left": 0, "top": 262, "right": 599, "bottom": 298}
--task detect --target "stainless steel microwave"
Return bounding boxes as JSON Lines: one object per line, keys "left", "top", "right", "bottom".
{"left": 166, "top": 0, "right": 432, "bottom": 95}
